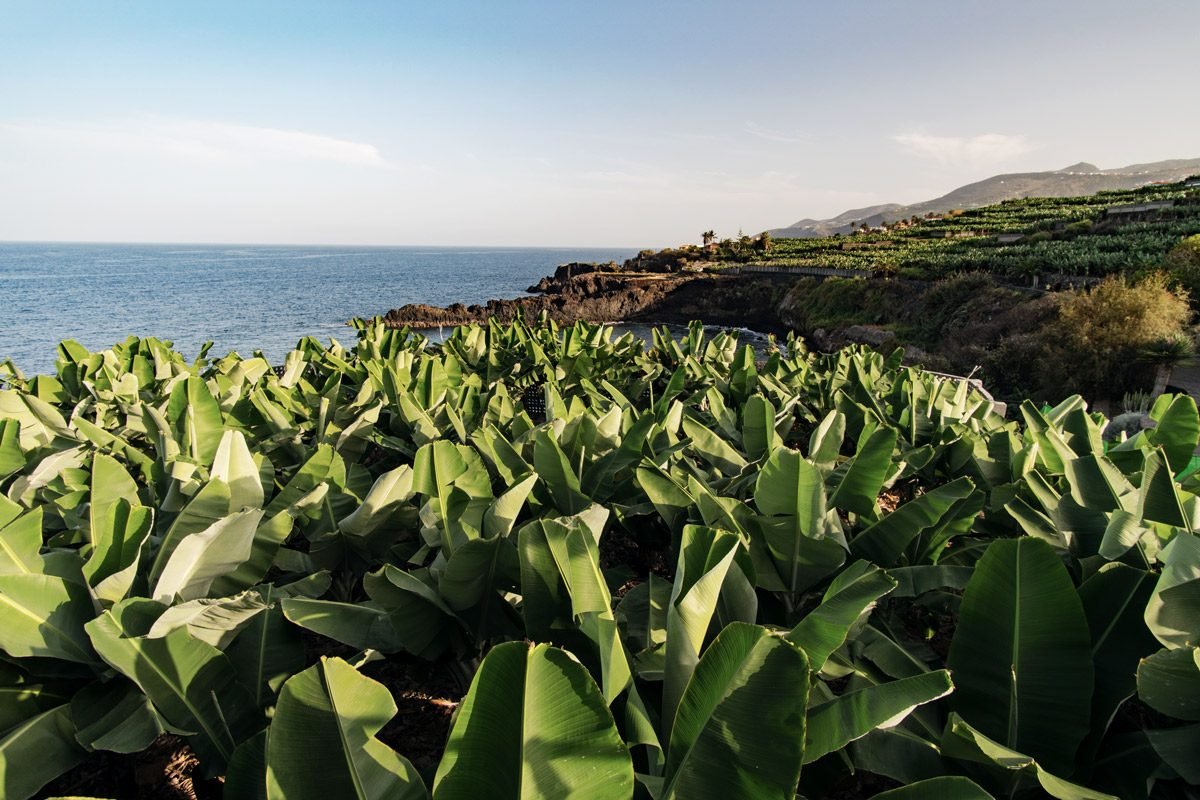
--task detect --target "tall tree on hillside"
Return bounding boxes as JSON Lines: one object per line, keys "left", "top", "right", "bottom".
{"left": 702, "top": 230, "right": 715, "bottom": 246}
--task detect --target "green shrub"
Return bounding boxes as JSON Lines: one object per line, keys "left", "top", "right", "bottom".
{"left": 1052, "top": 272, "right": 1191, "bottom": 397}
{"left": 1166, "top": 234, "right": 1200, "bottom": 305}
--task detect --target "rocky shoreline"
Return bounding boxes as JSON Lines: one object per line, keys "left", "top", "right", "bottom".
{"left": 381, "top": 261, "right": 794, "bottom": 335}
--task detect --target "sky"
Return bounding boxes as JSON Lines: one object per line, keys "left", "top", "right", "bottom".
{"left": 1, "top": 0, "right": 1197, "bottom": 247}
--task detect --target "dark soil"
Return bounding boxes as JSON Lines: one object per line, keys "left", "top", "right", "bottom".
{"left": 599, "top": 523, "right": 674, "bottom": 587}
{"left": 360, "top": 655, "right": 464, "bottom": 775}
{"left": 825, "top": 771, "right": 903, "bottom": 798}
{"left": 38, "top": 652, "right": 464, "bottom": 798}
{"left": 37, "top": 735, "right": 222, "bottom": 800}
{"left": 897, "top": 601, "right": 958, "bottom": 662}
{"left": 299, "top": 628, "right": 362, "bottom": 663}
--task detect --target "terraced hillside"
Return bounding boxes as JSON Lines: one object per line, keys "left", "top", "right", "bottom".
{"left": 753, "top": 179, "right": 1200, "bottom": 281}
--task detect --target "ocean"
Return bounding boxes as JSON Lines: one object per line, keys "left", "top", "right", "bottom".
{"left": 0, "top": 242, "right": 780, "bottom": 377}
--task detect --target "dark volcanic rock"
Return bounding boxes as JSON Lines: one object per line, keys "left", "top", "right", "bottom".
{"left": 381, "top": 263, "right": 792, "bottom": 334}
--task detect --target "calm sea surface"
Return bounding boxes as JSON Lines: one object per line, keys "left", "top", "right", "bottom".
{"left": 1, "top": 243, "right": 654, "bottom": 375}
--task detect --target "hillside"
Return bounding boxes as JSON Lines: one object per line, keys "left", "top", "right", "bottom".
{"left": 741, "top": 179, "right": 1200, "bottom": 283}
{"left": 770, "top": 157, "right": 1200, "bottom": 238}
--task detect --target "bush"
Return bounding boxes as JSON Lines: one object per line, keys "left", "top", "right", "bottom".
{"left": 777, "top": 278, "right": 914, "bottom": 330}
{"left": 1052, "top": 272, "right": 1191, "bottom": 398}
{"left": 1166, "top": 234, "right": 1200, "bottom": 305}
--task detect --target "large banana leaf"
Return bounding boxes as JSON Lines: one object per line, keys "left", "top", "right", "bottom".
{"left": 635, "top": 462, "right": 694, "bottom": 534}
{"left": 86, "top": 451, "right": 140, "bottom": 546}
{"left": 662, "top": 623, "right": 810, "bottom": 800}
{"left": 146, "top": 590, "right": 268, "bottom": 649}
{"left": 0, "top": 506, "right": 44, "bottom": 574}
{"left": 0, "top": 665, "right": 69, "bottom": 733}
{"left": 432, "top": 641, "right": 633, "bottom": 800}
{"left": 413, "top": 440, "right": 493, "bottom": 552}
{"left": 280, "top": 597, "right": 402, "bottom": 653}
{"left": 1136, "top": 647, "right": 1200, "bottom": 720}
{"left": 0, "top": 704, "right": 85, "bottom": 800}
{"left": 70, "top": 679, "right": 170, "bottom": 753}
{"left": 166, "top": 375, "right": 225, "bottom": 467}
{"left": 1137, "top": 449, "right": 1187, "bottom": 527}
{"left": 753, "top": 447, "right": 846, "bottom": 593}
{"left": 828, "top": 426, "right": 898, "bottom": 517}
{"left": 0, "top": 419, "right": 23, "bottom": 480}
{"left": 787, "top": 560, "right": 897, "bottom": 671}
{"left": 0, "top": 573, "right": 98, "bottom": 663}
{"left": 211, "top": 430, "right": 266, "bottom": 510}
{"left": 148, "top": 477, "right": 234, "bottom": 582}
{"left": 1077, "top": 563, "right": 1160, "bottom": 752}
{"left": 850, "top": 477, "right": 978, "bottom": 566}
{"left": 82, "top": 498, "right": 153, "bottom": 604}
{"left": 338, "top": 464, "right": 415, "bottom": 537}
{"left": 1144, "top": 532, "right": 1200, "bottom": 649}
{"left": 226, "top": 590, "right": 305, "bottom": 707}
{"left": 1146, "top": 393, "right": 1200, "bottom": 474}
{"left": 872, "top": 776, "right": 995, "bottom": 799}
{"left": 1146, "top": 723, "right": 1200, "bottom": 784}
{"left": 681, "top": 416, "right": 748, "bottom": 476}
{"left": 947, "top": 538, "right": 1093, "bottom": 776}
{"left": 515, "top": 514, "right": 630, "bottom": 703}
{"left": 365, "top": 564, "right": 463, "bottom": 658}
{"left": 661, "top": 525, "right": 741, "bottom": 736}
{"left": 85, "top": 601, "right": 261, "bottom": 769}
{"left": 266, "top": 657, "right": 427, "bottom": 800}
{"left": 437, "top": 535, "right": 521, "bottom": 641}
{"left": 533, "top": 428, "right": 591, "bottom": 514}
{"left": 482, "top": 472, "right": 537, "bottom": 537}
{"left": 941, "top": 714, "right": 1115, "bottom": 800}
{"left": 151, "top": 507, "right": 263, "bottom": 602}
{"left": 804, "top": 670, "right": 953, "bottom": 764}
{"left": 741, "top": 394, "right": 778, "bottom": 460}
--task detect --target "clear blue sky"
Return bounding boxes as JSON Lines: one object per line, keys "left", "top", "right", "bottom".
{"left": 1, "top": 0, "right": 1196, "bottom": 246}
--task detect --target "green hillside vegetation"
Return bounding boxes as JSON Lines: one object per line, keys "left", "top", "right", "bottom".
{"left": 769, "top": 158, "right": 1200, "bottom": 239}
{"left": 645, "top": 180, "right": 1200, "bottom": 285}
{"left": 752, "top": 180, "right": 1200, "bottom": 281}
{"left": 635, "top": 181, "right": 1199, "bottom": 404}
{"left": 0, "top": 320, "right": 1199, "bottom": 799}
{"left": 774, "top": 270, "right": 1195, "bottom": 403}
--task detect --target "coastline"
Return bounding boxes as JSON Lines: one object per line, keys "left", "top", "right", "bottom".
{"left": 379, "top": 261, "right": 794, "bottom": 336}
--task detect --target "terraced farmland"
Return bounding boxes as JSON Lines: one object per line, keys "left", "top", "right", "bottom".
{"left": 757, "top": 180, "right": 1200, "bottom": 281}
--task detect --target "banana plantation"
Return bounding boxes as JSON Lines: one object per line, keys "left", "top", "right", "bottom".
{"left": 0, "top": 319, "right": 1197, "bottom": 799}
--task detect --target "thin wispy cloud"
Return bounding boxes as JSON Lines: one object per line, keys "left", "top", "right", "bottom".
{"left": 744, "top": 122, "right": 806, "bottom": 145}
{"left": 892, "top": 132, "right": 1032, "bottom": 167}
{"left": 0, "top": 118, "right": 395, "bottom": 169}
{"left": 575, "top": 169, "right": 671, "bottom": 188}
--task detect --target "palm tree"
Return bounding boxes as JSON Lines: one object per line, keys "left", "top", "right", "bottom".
{"left": 702, "top": 230, "right": 715, "bottom": 246}
{"left": 1143, "top": 333, "right": 1196, "bottom": 396}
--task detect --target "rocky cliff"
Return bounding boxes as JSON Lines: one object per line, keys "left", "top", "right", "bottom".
{"left": 381, "top": 263, "right": 792, "bottom": 334}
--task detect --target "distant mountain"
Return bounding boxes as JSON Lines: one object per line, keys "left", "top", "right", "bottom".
{"left": 769, "top": 158, "right": 1200, "bottom": 238}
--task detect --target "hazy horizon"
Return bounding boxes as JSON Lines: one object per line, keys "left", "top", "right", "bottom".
{"left": 0, "top": 239, "right": 649, "bottom": 249}
{"left": 3, "top": 0, "right": 1198, "bottom": 247}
